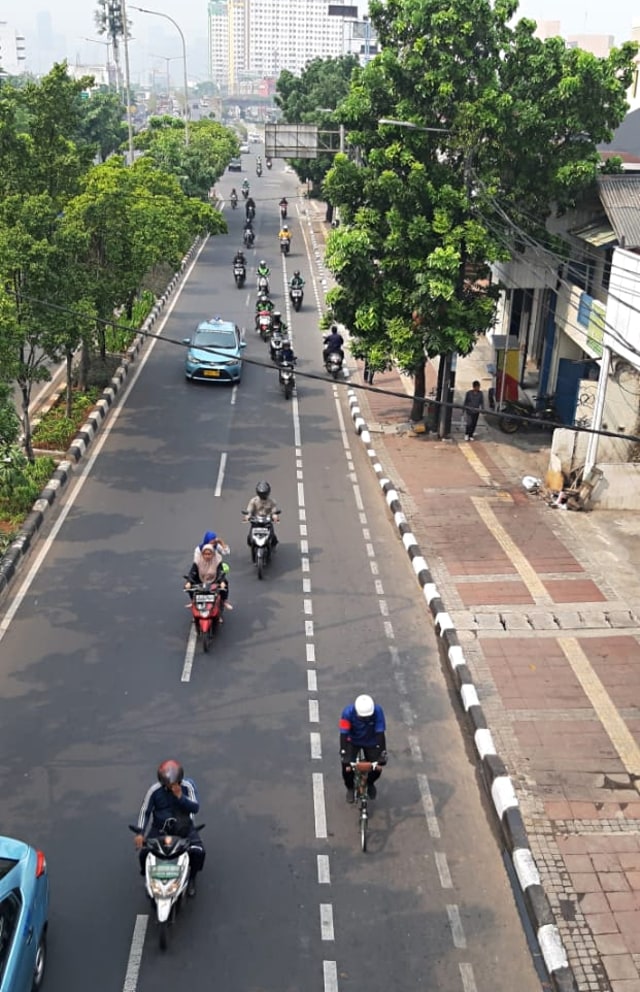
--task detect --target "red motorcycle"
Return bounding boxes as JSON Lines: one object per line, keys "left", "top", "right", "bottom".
{"left": 257, "top": 310, "right": 273, "bottom": 341}
{"left": 184, "top": 578, "right": 226, "bottom": 652}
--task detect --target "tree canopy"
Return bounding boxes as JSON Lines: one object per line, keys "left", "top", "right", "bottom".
{"left": 275, "top": 56, "right": 360, "bottom": 189}
{"left": 0, "top": 64, "right": 228, "bottom": 457}
{"left": 322, "top": 0, "right": 637, "bottom": 411}
{"left": 134, "top": 116, "right": 239, "bottom": 199}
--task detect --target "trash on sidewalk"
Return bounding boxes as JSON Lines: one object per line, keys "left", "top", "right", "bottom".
{"left": 521, "top": 475, "right": 543, "bottom": 493}
{"left": 521, "top": 464, "right": 604, "bottom": 512}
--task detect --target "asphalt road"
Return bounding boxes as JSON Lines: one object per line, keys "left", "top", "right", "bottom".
{"left": 0, "top": 149, "right": 543, "bottom": 992}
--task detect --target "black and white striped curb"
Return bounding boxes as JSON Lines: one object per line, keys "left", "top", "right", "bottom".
{"left": 347, "top": 388, "right": 578, "bottom": 992}
{"left": 0, "top": 238, "right": 203, "bottom": 601}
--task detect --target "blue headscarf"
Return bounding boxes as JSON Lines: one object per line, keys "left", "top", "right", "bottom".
{"left": 199, "top": 530, "right": 217, "bottom": 550}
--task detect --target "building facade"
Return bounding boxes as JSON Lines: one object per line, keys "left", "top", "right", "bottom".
{"left": 0, "top": 21, "right": 27, "bottom": 76}
{"left": 208, "top": 0, "right": 350, "bottom": 93}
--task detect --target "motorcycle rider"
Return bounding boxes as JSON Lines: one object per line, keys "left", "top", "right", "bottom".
{"left": 279, "top": 338, "right": 297, "bottom": 366}
{"left": 255, "top": 292, "right": 274, "bottom": 329}
{"left": 233, "top": 249, "right": 246, "bottom": 270}
{"left": 289, "top": 270, "right": 305, "bottom": 291}
{"left": 279, "top": 197, "right": 288, "bottom": 218}
{"left": 243, "top": 480, "right": 279, "bottom": 548}
{"left": 246, "top": 196, "right": 256, "bottom": 219}
{"left": 134, "top": 759, "right": 205, "bottom": 897}
{"left": 257, "top": 259, "right": 270, "bottom": 281}
{"left": 185, "top": 542, "right": 231, "bottom": 612}
{"left": 340, "top": 694, "right": 388, "bottom": 802}
{"left": 243, "top": 218, "right": 255, "bottom": 247}
{"left": 241, "top": 178, "right": 250, "bottom": 197}
{"left": 278, "top": 223, "right": 291, "bottom": 245}
{"left": 271, "top": 311, "right": 288, "bottom": 335}
{"left": 323, "top": 324, "right": 345, "bottom": 363}
{"left": 230, "top": 188, "right": 238, "bottom": 207}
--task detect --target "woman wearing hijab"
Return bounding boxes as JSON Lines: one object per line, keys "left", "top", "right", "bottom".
{"left": 185, "top": 539, "right": 232, "bottom": 612}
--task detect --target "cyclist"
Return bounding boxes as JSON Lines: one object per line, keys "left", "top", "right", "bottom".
{"left": 339, "top": 694, "right": 387, "bottom": 802}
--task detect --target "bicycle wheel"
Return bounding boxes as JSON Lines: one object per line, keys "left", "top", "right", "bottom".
{"left": 360, "top": 806, "right": 368, "bottom": 852}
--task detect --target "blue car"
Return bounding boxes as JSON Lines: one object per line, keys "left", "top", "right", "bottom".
{"left": 184, "top": 318, "right": 246, "bottom": 383}
{"left": 0, "top": 836, "right": 49, "bottom": 992}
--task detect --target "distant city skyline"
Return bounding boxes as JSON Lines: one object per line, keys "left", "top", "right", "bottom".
{"left": 1, "top": 0, "right": 637, "bottom": 79}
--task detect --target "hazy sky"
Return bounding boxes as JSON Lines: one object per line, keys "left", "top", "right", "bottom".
{"left": 3, "top": 0, "right": 638, "bottom": 77}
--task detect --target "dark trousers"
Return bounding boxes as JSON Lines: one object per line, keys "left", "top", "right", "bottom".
{"left": 465, "top": 412, "right": 480, "bottom": 437}
{"left": 363, "top": 361, "right": 374, "bottom": 385}
{"left": 139, "top": 828, "right": 205, "bottom": 876}
{"left": 341, "top": 743, "right": 382, "bottom": 790}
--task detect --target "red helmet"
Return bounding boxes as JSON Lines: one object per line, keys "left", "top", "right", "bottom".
{"left": 157, "top": 759, "right": 184, "bottom": 786}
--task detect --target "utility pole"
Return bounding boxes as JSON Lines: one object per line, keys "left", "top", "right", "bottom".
{"left": 119, "top": 0, "right": 135, "bottom": 166}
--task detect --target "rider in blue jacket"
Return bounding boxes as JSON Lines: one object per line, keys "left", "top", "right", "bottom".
{"left": 134, "top": 759, "right": 205, "bottom": 896}
{"left": 339, "top": 694, "right": 387, "bottom": 801}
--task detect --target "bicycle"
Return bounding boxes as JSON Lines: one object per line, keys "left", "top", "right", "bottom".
{"left": 350, "top": 751, "right": 379, "bottom": 852}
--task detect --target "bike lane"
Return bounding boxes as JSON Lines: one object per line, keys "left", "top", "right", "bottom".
{"left": 355, "top": 361, "right": 640, "bottom": 992}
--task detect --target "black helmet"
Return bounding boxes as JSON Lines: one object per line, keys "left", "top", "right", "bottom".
{"left": 157, "top": 759, "right": 184, "bottom": 786}
{"left": 330, "top": 324, "right": 338, "bottom": 333}
{"left": 256, "top": 481, "right": 271, "bottom": 498}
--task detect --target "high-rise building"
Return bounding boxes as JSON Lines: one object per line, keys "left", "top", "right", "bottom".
{"left": 208, "top": 0, "right": 349, "bottom": 93}
{"left": 0, "top": 21, "right": 27, "bottom": 76}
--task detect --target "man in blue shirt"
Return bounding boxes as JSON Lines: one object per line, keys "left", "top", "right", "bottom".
{"left": 340, "top": 694, "right": 387, "bottom": 801}
{"left": 134, "top": 759, "right": 205, "bottom": 896}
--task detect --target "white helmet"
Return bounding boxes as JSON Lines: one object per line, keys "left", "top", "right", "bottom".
{"left": 355, "top": 694, "right": 375, "bottom": 717}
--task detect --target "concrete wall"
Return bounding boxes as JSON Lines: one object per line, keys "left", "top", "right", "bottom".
{"left": 591, "top": 463, "right": 640, "bottom": 509}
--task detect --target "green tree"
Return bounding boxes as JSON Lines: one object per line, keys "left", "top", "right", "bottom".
{"left": 275, "top": 56, "right": 359, "bottom": 191}
{"left": 322, "top": 0, "right": 636, "bottom": 421}
{"left": 75, "top": 88, "right": 128, "bottom": 162}
{"left": 134, "top": 116, "right": 239, "bottom": 199}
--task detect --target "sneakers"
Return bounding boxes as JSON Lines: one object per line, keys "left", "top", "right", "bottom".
{"left": 464, "top": 434, "right": 470, "bottom": 441}
{"left": 367, "top": 783, "right": 377, "bottom": 800}
{"left": 346, "top": 788, "right": 355, "bottom": 804}
{"left": 224, "top": 603, "right": 234, "bottom": 611}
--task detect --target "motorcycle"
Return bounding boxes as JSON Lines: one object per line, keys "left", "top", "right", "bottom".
{"left": 266, "top": 158, "right": 272, "bottom": 170}
{"left": 325, "top": 351, "right": 343, "bottom": 380}
{"left": 246, "top": 204, "right": 255, "bottom": 221}
{"left": 256, "top": 163, "right": 262, "bottom": 177}
{"left": 129, "top": 822, "right": 206, "bottom": 951}
{"left": 498, "top": 394, "right": 560, "bottom": 434}
{"left": 290, "top": 286, "right": 303, "bottom": 311}
{"left": 245, "top": 512, "right": 279, "bottom": 580}
{"left": 280, "top": 237, "right": 291, "bottom": 255}
{"left": 279, "top": 203, "right": 287, "bottom": 220}
{"left": 257, "top": 274, "right": 270, "bottom": 294}
{"left": 257, "top": 311, "right": 273, "bottom": 341}
{"left": 269, "top": 331, "right": 284, "bottom": 363}
{"left": 184, "top": 573, "right": 228, "bottom": 653}
{"left": 230, "top": 195, "right": 238, "bottom": 210}
{"left": 279, "top": 361, "right": 296, "bottom": 400}
{"left": 234, "top": 263, "right": 246, "bottom": 289}
{"left": 242, "top": 187, "right": 249, "bottom": 200}
{"left": 243, "top": 227, "right": 255, "bottom": 249}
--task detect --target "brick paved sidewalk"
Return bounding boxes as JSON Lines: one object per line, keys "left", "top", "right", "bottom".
{"left": 357, "top": 365, "right": 640, "bottom": 992}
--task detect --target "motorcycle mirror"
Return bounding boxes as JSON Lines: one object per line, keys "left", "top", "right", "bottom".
{"left": 182, "top": 338, "right": 190, "bottom": 345}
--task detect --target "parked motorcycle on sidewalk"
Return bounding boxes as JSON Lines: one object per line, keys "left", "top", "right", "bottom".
{"left": 497, "top": 394, "right": 560, "bottom": 434}
{"left": 244, "top": 512, "right": 280, "bottom": 580}
{"left": 128, "top": 823, "right": 206, "bottom": 951}
{"left": 290, "top": 286, "right": 303, "bottom": 311}
{"left": 279, "top": 361, "right": 296, "bottom": 400}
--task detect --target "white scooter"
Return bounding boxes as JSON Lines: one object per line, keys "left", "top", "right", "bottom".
{"left": 130, "top": 822, "right": 205, "bottom": 950}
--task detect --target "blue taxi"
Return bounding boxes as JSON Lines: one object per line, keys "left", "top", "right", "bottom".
{"left": 0, "top": 836, "right": 49, "bottom": 992}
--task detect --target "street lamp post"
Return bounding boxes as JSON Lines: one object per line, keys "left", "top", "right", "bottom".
{"left": 379, "top": 117, "right": 469, "bottom": 437}
{"left": 130, "top": 5, "right": 190, "bottom": 146}
{"left": 82, "top": 37, "right": 116, "bottom": 90}
{"left": 151, "top": 53, "right": 182, "bottom": 99}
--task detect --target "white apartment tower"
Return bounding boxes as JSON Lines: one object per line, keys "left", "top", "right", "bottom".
{"left": 0, "top": 21, "right": 27, "bottom": 76}
{"left": 209, "top": 0, "right": 348, "bottom": 92}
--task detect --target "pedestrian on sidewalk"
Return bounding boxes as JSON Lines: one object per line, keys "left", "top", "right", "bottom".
{"left": 364, "top": 360, "right": 374, "bottom": 385}
{"left": 463, "top": 381, "right": 484, "bottom": 441}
